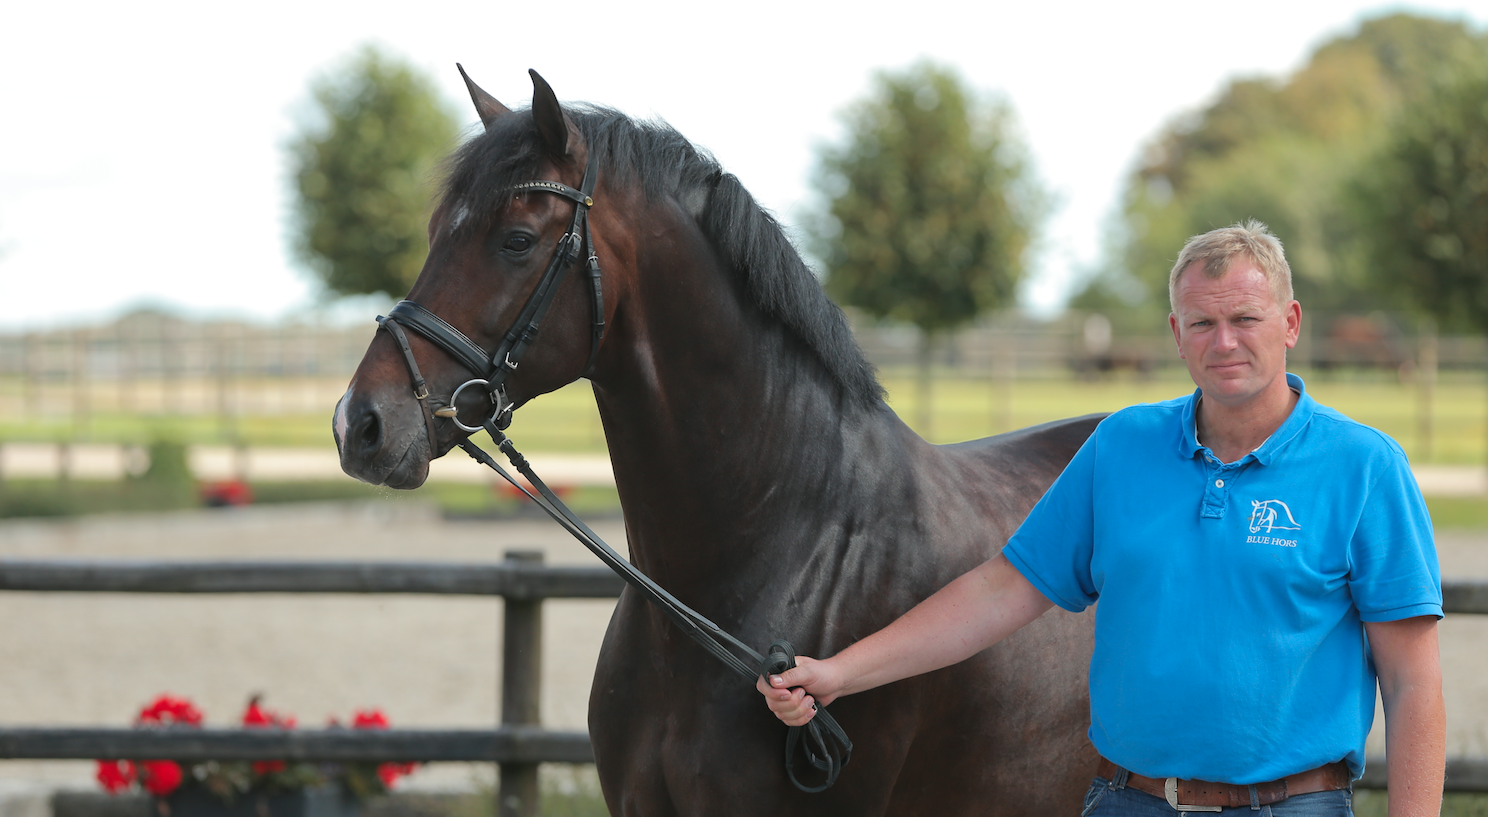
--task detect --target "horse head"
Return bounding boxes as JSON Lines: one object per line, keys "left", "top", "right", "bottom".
{"left": 334, "top": 69, "right": 618, "bottom": 488}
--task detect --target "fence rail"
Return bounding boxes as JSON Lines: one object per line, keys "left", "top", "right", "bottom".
{"left": 2, "top": 558, "right": 1485, "bottom": 806}
{"left": 0, "top": 560, "right": 625, "bottom": 598}
{"left": 1364, "top": 758, "right": 1488, "bottom": 793}
{"left": 0, "top": 553, "right": 601, "bottom": 817}
{"left": 0, "top": 726, "right": 593, "bottom": 764}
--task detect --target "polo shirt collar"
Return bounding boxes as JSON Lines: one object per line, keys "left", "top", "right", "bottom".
{"left": 1178, "top": 372, "right": 1316, "bottom": 465}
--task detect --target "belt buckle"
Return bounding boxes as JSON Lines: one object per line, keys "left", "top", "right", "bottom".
{"left": 1164, "top": 777, "right": 1223, "bottom": 813}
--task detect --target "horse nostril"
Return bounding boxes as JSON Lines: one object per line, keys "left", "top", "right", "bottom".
{"left": 357, "top": 410, "right": 382, "bottom": 451}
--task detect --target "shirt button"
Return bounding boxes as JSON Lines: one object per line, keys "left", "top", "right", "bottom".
{"left": 1215, "top": 479, "right": 1225, "bottom": 488}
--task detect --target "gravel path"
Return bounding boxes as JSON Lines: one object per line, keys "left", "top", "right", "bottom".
{"left": 1, "top": 504, "right": 1485, "bottom": 793}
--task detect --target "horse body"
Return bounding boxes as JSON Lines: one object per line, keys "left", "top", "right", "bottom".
{"left": 335, "top": 71, "right": 1098, "bottom": 816}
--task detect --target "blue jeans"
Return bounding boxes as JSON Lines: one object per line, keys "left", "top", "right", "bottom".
{"left": 1081, "top": 774, "right": 1353, "bottom": 817}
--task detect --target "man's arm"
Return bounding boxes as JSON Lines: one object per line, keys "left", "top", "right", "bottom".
{"left": 755, "top": 553, "right": 1053, "bottom": 726}
{"left": 1364, "top": 616, "right": 1445, "bottom": 817}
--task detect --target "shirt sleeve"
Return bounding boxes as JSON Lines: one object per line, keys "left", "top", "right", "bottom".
{"left": 1347, "top": 447, "right": 1442, "bottom": 622}
{"left": 1002, "top": 428, "right": 1100, "bottom": 613}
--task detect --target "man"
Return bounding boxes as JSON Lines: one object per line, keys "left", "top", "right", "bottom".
{"left": 759, "top": 222, "right": 1444, "bottom": 816}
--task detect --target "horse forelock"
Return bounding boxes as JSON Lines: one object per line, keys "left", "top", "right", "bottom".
{"left": 437, "top": 104, "right": 885, "bottom": 408}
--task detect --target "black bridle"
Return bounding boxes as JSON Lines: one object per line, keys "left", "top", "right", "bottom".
{"left": 373, "top": 153, "right": 852, "bottom": 793}
{"left": 376, "top": 151, "right": 605, "bottom": 444}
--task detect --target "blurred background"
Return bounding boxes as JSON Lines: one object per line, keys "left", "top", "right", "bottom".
{"left": 4, "top": 2, "right": 1488, "bottom": 815}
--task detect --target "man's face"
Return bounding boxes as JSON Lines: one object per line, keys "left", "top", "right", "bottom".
{"left": 1168, "top": 258, "right": 1300, "bottom": 408}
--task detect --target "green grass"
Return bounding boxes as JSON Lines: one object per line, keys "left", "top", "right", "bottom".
{"left": 0, "top": 477, "right": 623, "bottom": 521}
{"left": 877, "top": 367, "right": 1488, "bottom": 465}
{"left": 5, "top": 370, "right": 1485, "bottom": 464}
{"left": 0, "top": 378, "right": 609, "bottom": 452}
{"left": 1354, "top": 790, "right": 1488, "bottom": 816}
{"left": 1425, "top": 497, "right": 1488, "bottom": 530}
{"left": 3, "top": 369, "right": 1484, "bottom": 524}
{"left": 432, "top": 766, "right": 607, "bottom": 817}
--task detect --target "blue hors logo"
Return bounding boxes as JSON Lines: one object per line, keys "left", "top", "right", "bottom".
{"left": 1247, "top": 499, "right": 1301, "bottom": 547}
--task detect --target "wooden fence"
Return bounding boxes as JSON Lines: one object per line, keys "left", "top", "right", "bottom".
{"left": 5, "top": 311, "right": 1485, "bottom": 421}
{"left": 0, "top": 552, "right": 622, "bottom": 817}
{"left": 1, "top": 557, "right": 1487, "bottom": 813}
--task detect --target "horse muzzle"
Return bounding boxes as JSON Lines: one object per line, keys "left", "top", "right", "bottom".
{"left": 333, "top": 386, "right": 432, "bottom": 489}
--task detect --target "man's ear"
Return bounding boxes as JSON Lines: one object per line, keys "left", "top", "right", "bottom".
{"left": 1170, "top": 313, "right": 1186, "bottom": 359}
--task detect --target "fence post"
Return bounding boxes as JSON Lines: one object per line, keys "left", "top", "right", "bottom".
{"left": 500, "top": 550, "right": 544, "bottom": 817}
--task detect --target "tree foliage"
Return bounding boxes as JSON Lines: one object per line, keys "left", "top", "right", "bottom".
{"left": 289, "top": 47, "right": 459, "bottom": 298}
{"left": 813, "top": 61, "right": 1042, "bottom": 335}
{"left": 1076, "top": 13, "right": 1488, "bottom": 326}
{"left": 1354, "top": 65, "right": 1488, "bottom": 333}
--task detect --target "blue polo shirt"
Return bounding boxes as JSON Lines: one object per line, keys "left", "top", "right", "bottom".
{"left": 1002, "top": 373, "right": 1441, "bottom": 784}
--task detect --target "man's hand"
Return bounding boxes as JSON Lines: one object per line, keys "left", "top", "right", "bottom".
{"left": 755, "top": 656, "right": 844, "bottom": 727}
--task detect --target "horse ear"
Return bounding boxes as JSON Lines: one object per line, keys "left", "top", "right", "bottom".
{"left": 457, "top": 63, "right": 511, "bottom": 131}
{"left": 528, "top": 69, "right": 578, "bottom": 158}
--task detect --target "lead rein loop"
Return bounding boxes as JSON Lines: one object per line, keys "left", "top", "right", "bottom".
{"left": 457, "top": 423, "right": 852, "bottom": 791}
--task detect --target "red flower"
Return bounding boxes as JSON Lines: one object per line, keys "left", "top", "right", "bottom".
{"left": 349, "top": 710, "right": 413, "bottom": 788}
{"left": 136, "top": 695, "right": 203, "bottom": 727}
{"left": 242, "top": 696, "right": 295, "bottom": 729}
{"left": 377, "top": 762, "right": 416, "bottom": 788}
{"left": 96, "top": 760, "right": 135, "bottom": 793}
{"left": 139, "top": 761, "right": 184, "bottom": 796}
{"left": 243, "top": 696, "right": 294, "bottom": 776}
{"left": 99, "top": 697, "right": 199, "bottom": 796}
{"left": 351, "top": 710, "right": 388, "bottom": 730}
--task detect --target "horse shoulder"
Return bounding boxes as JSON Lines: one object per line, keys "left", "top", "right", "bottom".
{"left": 931, "top": 412, "right": 1108, "bottom": 536}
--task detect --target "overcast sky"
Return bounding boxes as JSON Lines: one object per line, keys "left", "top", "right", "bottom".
{"left": 2, "top": 0, "right": 1485, "bottom": 330}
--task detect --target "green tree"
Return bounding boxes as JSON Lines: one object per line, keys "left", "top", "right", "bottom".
{"left": 1355, "top": 65, "right": 1488, "bottom": 334}
{"left": 1076, "top": 13, "right": 1488, "bottom": 327}
{"left": 1352, "top": 62, "right": 1488, "bottom": 463}
{"left": 289, "top": 47, "right": 459, "bottom": 298}
{"left": 813, "top": 61, "right": 1042, "bottom": 432}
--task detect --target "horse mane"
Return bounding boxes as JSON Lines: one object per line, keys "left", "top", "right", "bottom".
{"left": 440, "top": 106, "right": 885, "bottom": 407}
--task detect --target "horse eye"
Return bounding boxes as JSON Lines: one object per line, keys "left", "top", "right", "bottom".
{"left": 504, "top": 235, "right": 532, "bottom": 253}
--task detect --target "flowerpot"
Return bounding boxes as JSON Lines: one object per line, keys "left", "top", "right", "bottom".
{"left": 156, "top": 786, "right": 357, "bottom": 817}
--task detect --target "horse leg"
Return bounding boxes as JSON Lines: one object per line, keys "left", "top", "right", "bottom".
{"left": 589, "top": 595, "right": 682, "bottom": 817}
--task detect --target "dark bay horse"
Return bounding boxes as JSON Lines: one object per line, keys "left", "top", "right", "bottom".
{"left": 334, "top": 69, "right": 1100, "bottom": 816}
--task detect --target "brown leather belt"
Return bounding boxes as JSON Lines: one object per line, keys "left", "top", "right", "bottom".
{"left": 1096, "top": 758, "right": 1350, "bottom": 812}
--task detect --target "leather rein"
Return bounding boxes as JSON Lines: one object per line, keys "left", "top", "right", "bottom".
{"left": 374, "top": 153, "right": 852, "bottom": 793}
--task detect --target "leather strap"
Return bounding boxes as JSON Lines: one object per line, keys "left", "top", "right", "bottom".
{"left": 458, "top": 428, "right": 852, "bottom": 793}
{"left": 375, "top": 315, "right": 443, "bottom": 455}
{"left": 386, "top": 301, "right": 494, "bottom": 376}
{"left": 1097, "top": 758, "right": 1350, "bottom": 809}
{"left": 578, "top": 219, "right": 606, "bottom": 379}
{"left": 486, "top": 154, "right": 602, "bottom": 390}
{"left": 763, "top": 640, "right": 852, "bottom": 792}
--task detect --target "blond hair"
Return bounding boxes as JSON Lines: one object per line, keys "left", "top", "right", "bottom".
{"left": 1168, "top": 220, "right": 1293, "bottom": 313}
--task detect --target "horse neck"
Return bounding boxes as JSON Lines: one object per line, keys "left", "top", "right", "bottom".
{"left": 590, "top": 210, "right": 903, "bottom": 592}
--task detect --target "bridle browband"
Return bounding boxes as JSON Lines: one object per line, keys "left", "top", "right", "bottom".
{"left": 372, "top": 151, "right": 852, "bottom": 793}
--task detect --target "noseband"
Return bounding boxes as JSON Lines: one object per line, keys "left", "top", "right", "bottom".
{"left": 376, "top": 150, "right": 605, "bottom": 445}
